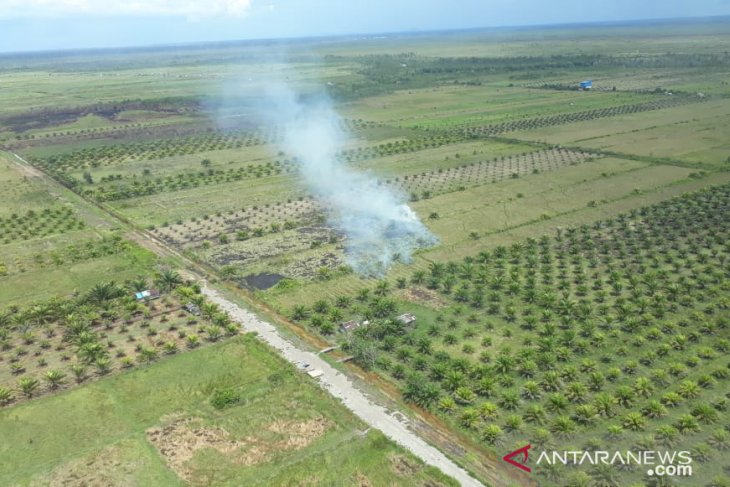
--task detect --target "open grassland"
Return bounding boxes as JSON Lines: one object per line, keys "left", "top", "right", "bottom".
{"left": 343, "top": 84, "right": 652, "bottom": 128}
{"left": 518, "top": 67, "right": 730, "bottom": 95}
{"left": 0, "top": 63, "right": 352, "bottom": 116}
{"left": 316, "top": 20, "right": 730, "bottom": 57}
{"left": 512, "top": 98, "right": 730, "bottom": 168}
{"left": 109, "top": 173, "right": 303, "bottom": 227}
{"left": 0, "top": 335, "right": 455, "bottom": 486}
{"left": 0, "top": 155, "right": 59, "bottom": 217}
{"left": 0, "top": 238, "right": 157, "bottom": 306}
{"left": 0, "top": 153, "right": 160, "bottom": 306}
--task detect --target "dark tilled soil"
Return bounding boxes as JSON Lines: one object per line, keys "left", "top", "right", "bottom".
{"left": 242, "top": 273, "right": 285, "bottom": 290}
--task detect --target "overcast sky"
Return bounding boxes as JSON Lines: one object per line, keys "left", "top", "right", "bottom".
{"left": 0, "top": 0, "right": 728, "bottom": 53}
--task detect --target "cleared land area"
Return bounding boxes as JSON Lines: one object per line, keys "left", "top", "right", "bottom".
{"left": 1, "top": 336, "right": 456, "bottom": 486}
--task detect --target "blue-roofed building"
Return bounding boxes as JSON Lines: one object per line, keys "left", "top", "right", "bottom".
{"left": 134, "top": 289, "right": 160, "bottom": 301}
{"left": 580, "top": 80, "right": 592, "bottom": 90}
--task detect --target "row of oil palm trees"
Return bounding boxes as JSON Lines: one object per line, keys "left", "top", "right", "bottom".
{"left": 0, "top": 269, "right": 241, "bottom": 407}
{"left": 0, "top": 207, "right": 84, "bottom": 244}
{"left": 40, "top": 131, "right": 276, "bottom": 171}
{"left": 336, "top": 133, "right": 463, "bottom": 163}
{"left": 39, "top": 117, "right": 381, "bottom": 173}
{"left": 86, "top": 163, "right": 296, "bottom": 202}
{"left": 463, "top": 95, "right": 693, "bottom": 137}
{"left": 290, "top": 184, "right": 729, "bottom": 486}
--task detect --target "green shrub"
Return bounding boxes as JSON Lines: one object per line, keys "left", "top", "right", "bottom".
{"left": 211, "top": 388, "right": 240, "bottom": 409}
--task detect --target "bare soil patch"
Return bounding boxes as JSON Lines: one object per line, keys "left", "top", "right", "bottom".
{"left": 421, "top": 480, "right": 450, "bottom": 487}
{"left": 400, "top": 287, "right": 449, "bottom": 309}
{"left": 147, "top": 416, "right": 331, "bottom": 483}
{"left": 243, "top": 272, "right": 285, "bottom": 290}
{"left": 266, "top": 417, "right": 331, "bottom": 449}
{"left": 147, "top": 417, "right": 244, "bottom": 481}
{"left": 390, "top": 453, "right": 422, "bottom": 477}
{"left": 40, "top": 444, "right": 141, "bottom": 487}
{"left": 354, "top": 471, "right": 373, "bottom": 486}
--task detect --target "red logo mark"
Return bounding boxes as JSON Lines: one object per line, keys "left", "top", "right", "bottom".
{"left": 503, "top": 444, "right": 532, "bottom": 473}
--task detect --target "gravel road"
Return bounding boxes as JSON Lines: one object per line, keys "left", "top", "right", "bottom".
{"left": 202, "top": 285, "right": 485, "bottom": 487}
{"left": 6, "top": 148, "right": 485, "bottom": 486}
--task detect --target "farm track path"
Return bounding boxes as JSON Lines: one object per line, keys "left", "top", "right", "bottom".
{"left": 202, "top": 284, "right": 485, "bottom": 487}
{"left": 4, "top": 149, "right": 506, "bottom": 487}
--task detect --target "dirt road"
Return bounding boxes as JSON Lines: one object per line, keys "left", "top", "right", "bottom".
{"left": 203, "top": 285, "right": 485, "bottom": 487}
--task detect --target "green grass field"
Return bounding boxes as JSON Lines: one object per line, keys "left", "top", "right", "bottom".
{"left": 512, "top": 98, "right": 730, "bottom": 169}
{"left": 1, "top": 335, "right": 455, "bottom": 486}
{"left": 0, "top": 152, "right": 162, "bottom": 305}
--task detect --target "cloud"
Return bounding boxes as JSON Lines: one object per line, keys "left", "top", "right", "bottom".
{"left": 0, "top": 0, "right": 253, "bottom": 19}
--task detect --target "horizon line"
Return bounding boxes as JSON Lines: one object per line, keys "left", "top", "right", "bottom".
{"left": 1, "top": 13, "right": 728, "bottom": 58}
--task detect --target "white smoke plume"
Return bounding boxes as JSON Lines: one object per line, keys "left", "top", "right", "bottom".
{"left": 267, "top": 86, "right": 437, "bottom": 276}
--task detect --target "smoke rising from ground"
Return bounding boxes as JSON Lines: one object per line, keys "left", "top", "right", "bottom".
{"left": 266, "top": 86, "right": 437, "bottom": 276}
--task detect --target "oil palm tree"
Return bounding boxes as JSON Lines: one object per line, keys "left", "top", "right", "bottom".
{"left": 523, "top": 404, "right": 546, "bottom": 424}
{"left": 540, "top": 371, "right": 563, "bottom": 392}
{"left": 373, "top": 280, "right": 390, "bottom": 296}
{"left": 70, "top": 364, "right": 87, "bottom": 383}
{"left": 200, "top": 302, "right": 219, "bottom": 320}
{"left": 18, "top": 377, "right": 39, "bottom": 398}
{"left": 0, "top": 387, "right": 13, "bottom": 406}
{"left": 677, "top": 380, "right": 701, "bottom": 399}
{"left": 85, "top": 281, "right": 124, "bottom": 304}
{"left": 77, "top": 341, "right": 107, "bottom": 364}
{"left": 504, "top": 414, "right": 523, "bottom": 433}
{"left": 655, "top": 425, "right": 680, "bottom": 447}
{"left": 454, "top": 387, "right": 476, "bottom": 405}
{"left": 154, "top": 269, "right": 182, "bottom": 292}
{"left": 661, "top": 391, "right": 683, "bottom": 408}
{"left": 44, "top": 370, "right": 66, "bottom": 390}
{"left": 690, "top": 403, "right": 718, "bottom": 424}
{"left": 443, "top": 370, "right": 465, "bottom": 392}
{"left": 641, "top": 400, "right": 668, "bottom": 419}
{"left": 550, "top": 415, "right": 577, "bottom": 438}
{"left": 95, "top": 358, "right": 112, "bottom": 375}
{"left": 520, "top": 381, "right": 541, "bottom": 400}
{"left": 623, "top": 412, "right": 646, "bottom": 431}
{"left": 590, "top": 464, "right": 620, "bottom": 487}
{"left": 138, "top": 347, "right": 159, "bottom": 365}
{"left": 604, "top": 424, "right": 623, "bottom": 440}
{"left": 633, "top": 377, "right": 654, "bottom": 398}
{"left": 546, "top": 393, "right": 569, "bottom": 414}
{"left": 481, "top": 424, "right": 503, "bottom": 445}
{"left": 499, "top": 391, "right": 520, "bottom": 410}
{"left": 128, "top": 277, "right": 148, "bottom": 292}
{"left": 566, "top": 382, "right": 588, "bottom": 403}
{"left": 615, "top": 385, "right": 635, "bottom": 408}
{"left": 573, "top": 404, "right": 598, "bottom": 425}
{"left": 291, "top": 304, "right": 309, "bottom": 321}
{"left": 707, "top": 429, "right": 730, "bottom": 451}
